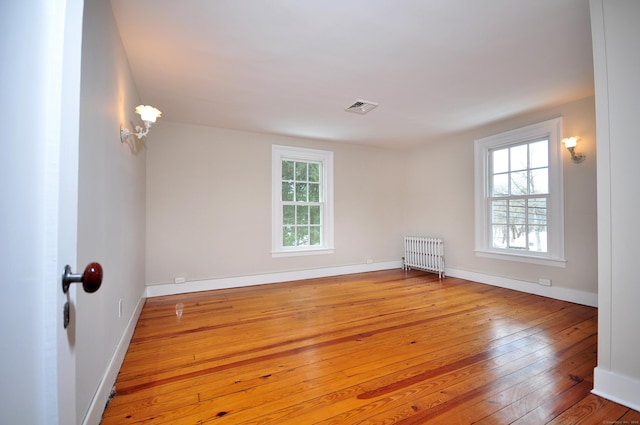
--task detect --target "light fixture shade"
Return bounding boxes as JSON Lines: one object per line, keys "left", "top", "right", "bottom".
{"left": 135, "top": 105, "right": 162, "bottom": 123}
{"left": 562, "top": 137, "right": 577, "bottom": 148}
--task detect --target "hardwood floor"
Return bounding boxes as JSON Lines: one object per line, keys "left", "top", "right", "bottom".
{"left": 101, "top": 270, "right": 639, "bottom": 424}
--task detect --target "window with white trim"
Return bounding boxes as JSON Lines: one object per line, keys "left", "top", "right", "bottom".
{"left": 474, "top": 118, "right": 566, "bottom": 266}
{"left": 272, "top": 145, "right": 334, "bottom": 257}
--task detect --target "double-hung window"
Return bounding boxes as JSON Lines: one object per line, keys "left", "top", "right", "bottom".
{"left": 272, "top": 145, "right": 334, "bottom": 257}
{"left": 474, "top": 118, "right": 566, "bottom": 266}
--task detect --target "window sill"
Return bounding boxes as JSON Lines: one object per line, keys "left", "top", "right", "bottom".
{"left": 475, "top": 250, "right": 566, "bottom": 268}
{"left": 272, "top": 247, "right": 335, "bottom": 258}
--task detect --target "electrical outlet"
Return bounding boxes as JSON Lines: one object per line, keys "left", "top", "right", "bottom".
{"left": 538, "top": 278, "right": 552, "bottom": 286}
{"left": 174, "top": 276, "right": 186, "bottom": 284}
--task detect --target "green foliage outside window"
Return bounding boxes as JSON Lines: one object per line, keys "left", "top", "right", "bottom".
{"left": 281, "top": 160, "right": 322, "bottom": 247}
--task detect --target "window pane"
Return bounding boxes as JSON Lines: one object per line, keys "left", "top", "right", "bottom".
{"left": 510, "top": 144, "right": 528, "bottom": 171}
{"left": 282, "top": 160, "right": 294, "bottom": 180}
{"left": 308, "top": 163, "right": 320, "bottom": 182}
{"left": 509, "top": 225, "right": 527, "bottom": 249}
{"left": 297, "top": 226, "right": 309, "bottom": 246}
{"left": 295, "top": 183, "right": 308, "bottom": 201}
{"left": 492, "top": 174, "right": 509, "bottom": 196}
{"left": 492, "top": 148, "right": 509, "bottom": 174}
{"left": 310, "top": 206, "right": 321, "bottom": 225}
{"left": 509, "top": 200, "right": 526, "bottom": 225}
{"left": 309, "top": 183, "right": 320, "bottom": 202}
{"left": 530, "top": 140, "right": 548, "bottom": 168}
{"left": 509, "top": 198, "right": 527, "bottom": 249}
{"left": 530, "top": 168, "right": 548, "bottom": 194}
{"left": 528, "top": 198, "right": 547, "bottom": 226}
{"left": 492, "top": 225, "right": 508, "bottom": 248}
{"left": 507, "top": 199, "right": 527, "bottom": 248}
{"left": 295, "top": 161, "right": 307, "bottom": 181}
{"left": 528, "top": 226, "right": 547, "bottom": 252}
{"left": 296, "top": 205, "right": 309, "bottom": 225}
{"left": 310, "top": 226, "right": 321, "bottom": 245}
{"left": 491, "top": 200, "right": 507, "bottom": 224}
{"left": 510, "top": 171, "right": 528, "bottom": 195}
{"left": 283, "top": 226, "right": 295, "bottom": 247}
{"left": 282, "top": 182, "right": 294, "bottom": 201}
{"left": 283, "top": 205, "right": 295, "bottom": 225}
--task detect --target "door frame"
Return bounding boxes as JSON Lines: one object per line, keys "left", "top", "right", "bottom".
{"left": 48, "top": 0, "right": 85, "bottom": 423}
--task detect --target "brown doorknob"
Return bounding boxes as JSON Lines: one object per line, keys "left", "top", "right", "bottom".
{"left": 62, "top": 262, "right": 103, "bottom": 294}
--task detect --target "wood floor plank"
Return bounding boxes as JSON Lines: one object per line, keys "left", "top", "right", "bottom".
{"left": 100, "top": 270, "right": 639, "bottom": 424}
{"left": 466, "top": 343, "right": 597, "bottom": 425}
{"left": 327, "top": 327, "right": 597, "bottom": 425}
{"left": 546, "top": 393, "right": 632, "bottom": 425}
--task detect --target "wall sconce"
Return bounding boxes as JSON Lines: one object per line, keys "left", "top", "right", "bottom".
{"left": 120, "top": 105, "right": 162, "bottom": 152}
{"left": 562, "top": 137, "right": 586, "bottom": 163}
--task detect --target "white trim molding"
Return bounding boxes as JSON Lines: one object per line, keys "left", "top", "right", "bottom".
{"left": 146, "top": 261, "right": 402, "bottom": 298}
{"left": 474, "top": 117, "right": 566, "bottom": 264}
{"left": 271, "top": 144, "right": 335, "bottom": 257}
{"left": 446, "top": 268, "right": 597, "bottom": 307}
{"left": 475, "top": 251, "right": 566, "bottom": 268}
{"left": 593, "top": 367, "right": 640, "bottom": 412}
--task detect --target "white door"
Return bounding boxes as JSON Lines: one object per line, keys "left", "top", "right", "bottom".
{"left": 0, "top": 1, "right": 85, "bottom": 424}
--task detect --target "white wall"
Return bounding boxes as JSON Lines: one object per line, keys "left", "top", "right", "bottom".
{"left": 591, "top": 0, "right": 640, "bottom": 410}
{"left": 405, "top": 97, "right": 598, "bottom": 304}
{"left": 75, "top": 0, "right": 147, "bottom": 421}
{"left": 146, "top": 123, "right": 407, "bottom": 286}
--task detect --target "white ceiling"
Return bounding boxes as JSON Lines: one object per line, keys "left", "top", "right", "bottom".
{"left": 110, "top": 0, "right": 594, "bottom": 149}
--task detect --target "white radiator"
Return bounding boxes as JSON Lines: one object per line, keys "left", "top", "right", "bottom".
{"left": 403, "top": 236, "right": 445, "bottom": 278}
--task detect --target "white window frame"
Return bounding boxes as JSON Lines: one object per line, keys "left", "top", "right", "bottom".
{"left": 474, "top": 117, "right": 566, "bottom": 267}
{"left": 272, "top": 145, "right": 334, "bottom": 257}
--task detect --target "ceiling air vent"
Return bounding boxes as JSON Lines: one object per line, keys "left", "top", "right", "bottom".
{"left": 345, "top": 99, "right": 379, "bottom": 115}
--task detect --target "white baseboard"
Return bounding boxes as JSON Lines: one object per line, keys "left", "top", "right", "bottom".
{"left": 446, "top": 268, "right": 598, "bottom": 307}
{"left": 146, "top": 260, "right": 403, "bottom": 298}
{"left": 82, "top": 291, "right": 146, "bottom": 425}
{"left": 145, "top": 263, "right": 598, "bottom": 307}
{"left": 593, "top": 367, "right": 640, "bottom": 411}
